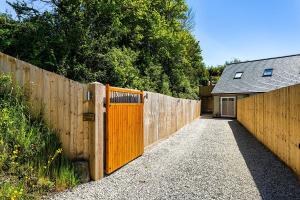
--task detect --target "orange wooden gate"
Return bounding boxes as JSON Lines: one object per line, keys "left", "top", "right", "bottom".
{"left": 105, "top": 84, "right": 144, "bottom": 174}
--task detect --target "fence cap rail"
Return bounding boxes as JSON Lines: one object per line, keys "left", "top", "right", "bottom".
{"left": 110, "top": 103, "right": 144, "bottom": 106}
{"left": 107, "top": 84, "right": 143, "bottom": 95}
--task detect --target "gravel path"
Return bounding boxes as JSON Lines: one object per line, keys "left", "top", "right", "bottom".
{"left": 48, "top": 118, "right": 300, "bottom": 200}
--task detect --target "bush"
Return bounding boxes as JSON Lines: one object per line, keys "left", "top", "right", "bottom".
{"left": 0, "top": 73, "right": 79, "bottom": 199}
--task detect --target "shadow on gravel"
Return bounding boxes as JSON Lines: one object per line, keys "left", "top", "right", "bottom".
{"left": 228, "top": 120, "right": 300, "bottom": 200}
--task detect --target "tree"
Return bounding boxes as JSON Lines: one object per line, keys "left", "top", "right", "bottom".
{"left": 205, "top": 58, "right": 241, "bottom": 85}
{"left": 206, "top": 65, "right": 224, "bottom": 85}
{"left": 225, "top": 58, "right": 241, "bottom": 65}
{"left": 0, "top": 0, "right": 208, "bottom": 99}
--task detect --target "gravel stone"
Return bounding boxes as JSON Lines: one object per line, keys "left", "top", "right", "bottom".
{"left": 47, "top": 118, "right": 300, "bottom": 200}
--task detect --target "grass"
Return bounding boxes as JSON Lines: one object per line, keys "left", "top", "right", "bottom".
{"left": 0, "top": 73, "right": 79, "bottom": 199}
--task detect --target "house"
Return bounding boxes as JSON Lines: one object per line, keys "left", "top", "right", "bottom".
{"left": 211, "top": 54, "right": 300, "bottom": 118}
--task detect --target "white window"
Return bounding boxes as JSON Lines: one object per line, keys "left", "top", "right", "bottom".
{"left": 234, "top": 72, "right": 243, "bottom": 79}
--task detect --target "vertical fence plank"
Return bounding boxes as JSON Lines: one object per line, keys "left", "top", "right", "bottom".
{"left": 83, "top": 84, "right": 90, "bottom": 159}
{"left": 62, "top": 78, "right": 71, "bottom": 157}
{"left": 43, "top": 71, "right": 51, "bottom": 125}
{"left": 77, "top": 84, "right": 84, "bottom": 158}
{"left": 143, "top": 92, "right": 151, "bottom": 146}
{"left": 56, "top": 77, "right": 64, "bottom": 139}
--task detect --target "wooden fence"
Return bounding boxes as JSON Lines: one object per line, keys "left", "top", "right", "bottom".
{"left": 0, "top": 52, "right": 104, "bottom": 180}
{"left": 144, "top": 92, "right": 201, "bottom": 146}
{"left": 237, "top": 84, "right": 300, "bottom": 178}
{"left": 0, "top": 52, "right": 201, "bottom": 180}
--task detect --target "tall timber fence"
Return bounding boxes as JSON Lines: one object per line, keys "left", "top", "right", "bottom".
{"left": 237, "top": 84, "right": 300, "bottom": 178}
{"left": 0, "top": 52, "right": 105, "bottom": 180}
{"left": 144, "top": 92, "right": 200, "bottom": 146}
{"left": 0, "top": 52, "right": 201, "bottom": 180}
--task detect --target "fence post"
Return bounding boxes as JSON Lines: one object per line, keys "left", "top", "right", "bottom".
{"left": 88, "top": 82, "right": 105, "bottom": 180}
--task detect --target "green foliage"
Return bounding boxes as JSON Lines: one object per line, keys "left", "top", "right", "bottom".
{"left": 0, "top": 0, "right": 207, "bottom": 99}
{"left": 53, "top": 161, "right": 79, "bottom": 192}
{"left": 0, "top": 74, "right": 79, "bottom": 199}
{"left": 104, "top": 47, "right": 142, "bottom": 89}
{"left": 0, "top": 182, "right": 25, "bottom": 200}
{"left": 205, "top": 59, "right": 241, "bottom": 85}
{"left": 225, "top": 58, "right": 241, "bottom": 65}
{"left": 206, "top": 65, "right": 225, "bottom": 84}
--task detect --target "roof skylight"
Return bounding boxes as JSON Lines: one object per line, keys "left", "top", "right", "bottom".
{"left": 263, "top": 68, "right": 273, "bottom": 77}
{"left": 234, "top": 72, "right": 243, "bottom": 79}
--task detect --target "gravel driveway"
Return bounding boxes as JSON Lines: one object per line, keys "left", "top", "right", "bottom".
{"left": 48, "top": 117, "right": 300, "bottom": 200}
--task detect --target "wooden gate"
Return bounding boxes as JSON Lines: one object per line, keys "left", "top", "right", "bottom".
{"left": 105, "top": 84, "right": 144, "bottom": 174}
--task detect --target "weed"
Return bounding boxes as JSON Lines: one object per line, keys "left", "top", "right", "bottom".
{"left": 53, "top": 160, "right": 79, "bottom": 192}
{"left": 0, "top": 73, "right": 79, "bottom": 199}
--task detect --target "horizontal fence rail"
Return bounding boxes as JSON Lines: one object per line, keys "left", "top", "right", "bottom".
{"left": 237, "top": 84, "right": 300, "bottom": 178}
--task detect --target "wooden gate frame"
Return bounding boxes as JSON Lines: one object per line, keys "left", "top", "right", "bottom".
{"left": 105, "top": 84, "right": 144, "bottom": 174}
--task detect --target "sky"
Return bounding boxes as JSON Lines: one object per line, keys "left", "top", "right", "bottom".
{"left": 1, "top": 0, "right": 300, "bottom": 66}
{"left": 186, "top": 0, "right": 300, "bottom": 66}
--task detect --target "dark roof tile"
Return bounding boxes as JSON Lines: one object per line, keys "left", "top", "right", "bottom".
{"left": 212, "top": 54, "right": 300, "bottom": 94}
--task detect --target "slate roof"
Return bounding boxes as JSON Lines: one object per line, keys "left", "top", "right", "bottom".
{"left": 212, "top": 54, "right": 300, "bottom": 94}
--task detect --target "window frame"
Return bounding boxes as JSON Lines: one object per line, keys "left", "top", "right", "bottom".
{"left": 263, "top": 68, "right": 273, "bottom": 77}
{"left": 234, "top": 72, "right": 243, "bottom": 79}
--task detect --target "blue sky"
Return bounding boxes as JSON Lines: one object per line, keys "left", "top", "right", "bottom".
{"left": 186, "top": 0, "right": 300, "bottom": 65}
{"left": 1, "top": 0, "right": 300, "bottom": 66}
